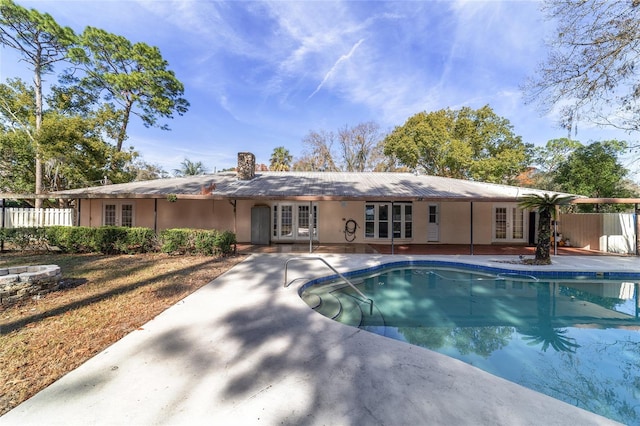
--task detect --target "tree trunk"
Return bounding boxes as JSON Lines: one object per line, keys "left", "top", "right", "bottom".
{"left": 536, "top": 210, "right": 552, "bottom": 262}
{"left": 34, "top": 57, "right": 43, "bottom": 209}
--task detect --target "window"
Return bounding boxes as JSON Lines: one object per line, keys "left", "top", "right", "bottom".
{"left": 103, "top": 202, "right": 134, "bottom": 227}
{"left": 365, "top": 202, "right": 412, "bottom": 239}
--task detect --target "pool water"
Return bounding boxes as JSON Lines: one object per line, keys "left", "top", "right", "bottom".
{"left": 300, "top": 266, "right": 640, "bottom": 425}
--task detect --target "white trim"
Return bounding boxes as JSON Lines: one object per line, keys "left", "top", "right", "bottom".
{"left": 365, "top": 202, "right": 413, "bottom": 240}
{"left": 102, "top": 201, "right": 135, "bottom": 227}
{"left": 271, "top": 202, "right": 318, "bottom": 241}
{"left": 492, "top": 203, "right": 527, "bottom": 243}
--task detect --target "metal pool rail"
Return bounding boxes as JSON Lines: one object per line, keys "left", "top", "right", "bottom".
{"left": 284, "top": 256, "right": 374, "bottom": 316}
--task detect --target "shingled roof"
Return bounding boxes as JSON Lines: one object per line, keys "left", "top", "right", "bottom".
{"left": 49, "top": 172, "right": 577, "bottom": 202}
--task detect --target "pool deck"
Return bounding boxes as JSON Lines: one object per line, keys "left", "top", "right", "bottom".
{"left": 2, "top": 253, "right": 637, "bottom": 426}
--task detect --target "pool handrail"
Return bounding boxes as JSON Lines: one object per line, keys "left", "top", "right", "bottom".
{"left": 284, "top": 256, "right": 374, "bottom": 316}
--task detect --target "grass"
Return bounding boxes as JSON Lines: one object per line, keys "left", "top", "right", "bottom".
{"left": 0, "top": 251, "right": 245, "bottom": 416}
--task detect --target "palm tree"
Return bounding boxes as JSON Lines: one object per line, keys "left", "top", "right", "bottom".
{"left": 269, "top": 146, "right": 292, "bottom": 171}
{"left": 173, "top": 158, "right": 206, "bottom": 176}
{"left": 519, "top": 193, "right": 574, "bottom": 264}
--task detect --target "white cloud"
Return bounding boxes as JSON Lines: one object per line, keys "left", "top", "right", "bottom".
{"left": 307, "top": 38, "right": 365, "bottom": 100}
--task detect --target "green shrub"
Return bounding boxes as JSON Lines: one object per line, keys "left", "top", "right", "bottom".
{"left": 215, "top": 230, "right": 237, "bottom": 255}
{"left": 3, "top": 227, "right": 48, "bottom": 251}
{"left": 46, "top": 226, "right": 156, "bottom": 254}
{"left": 194, "top": 229, "right": 218, "bottom": 256}
{"left": 159, "top": 228, "right": 236, "bottom": 256}
{"left": 159, "top": 228, "right": 191, "bottom": 254}
{"left": 46, "top": 226, "right": 95, "bottom": 253}
{"left": 123, "top": 227, "right": 157, "bottom": 254}
{"left": 5, "top": 225, "right": 235, "bottom": 256}
{"left": 93, "top": 226, "right": 128, "bottom": 254}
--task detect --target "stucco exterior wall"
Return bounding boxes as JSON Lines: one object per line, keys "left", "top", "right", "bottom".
{"left": 76, "top": 198, "right": 509, "bottom": 246}
{"left": 471, "top": 202, "right": 494, "bottom": 244}
{"left": 319, "top": 201, "right": 363, "bottom": 244}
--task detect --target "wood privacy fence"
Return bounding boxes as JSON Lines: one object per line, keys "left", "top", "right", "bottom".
{"left": 2, "top": 208, "right": 75, "bottom": 228}
{"left": 559, "top": 213, "right": 637, "bottom": 255}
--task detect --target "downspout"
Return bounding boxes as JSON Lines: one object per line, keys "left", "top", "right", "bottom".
{"left": 154, "top": 198, "right": 158, "bottom": 233}
{"left": 77, "top": 199, "right": 81, "bottom": 226}
{"left": 229, "top": 200, "right": 237, "bottom": 235}
{"left": 470, "top": 202, "right": 474, "bottom": 255}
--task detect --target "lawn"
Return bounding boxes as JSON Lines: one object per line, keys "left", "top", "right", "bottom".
{"left": 0, "top": 251, "right": 245, "bottom": 416}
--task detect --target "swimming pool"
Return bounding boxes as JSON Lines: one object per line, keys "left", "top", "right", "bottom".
{"left": 299, "top": 261, "right": 640, "bottom": 425}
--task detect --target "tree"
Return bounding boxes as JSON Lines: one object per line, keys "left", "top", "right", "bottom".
{"left": 173, "top": 158, "right": 206, "bottom": 177}
{"left": 66, "top": 26, "right": 189, "bottom": 152}
{"left": 523, "top": 0, "right": 640, "bottom": 134}
{"left": 130, "top": 161, "right": 168, "bottom": 181}
{"left": 0, "top": 0, "right": 75, "bottom": 207}
{"left": 269, "top": 146, "right": 292, "bottom": 171}
{"left": 531, "top": 138, "right": 583, "bottom": 190}
{"left": 294, "top": 130, "right": 339, "bottom": 171}
{"left": 338, "top": 121, "right": 383, "bottom": 172}
{"left": 553, "top": 140, "right": 635, "bottom": 212}
{"left": 0, "top": 128, "right": 34, "bottom": 194}
{"left": 383, "top": 105, "right": 532, "bottom": 184}
{"left": 519, "top": 193, "right": 574, "bottom": 264}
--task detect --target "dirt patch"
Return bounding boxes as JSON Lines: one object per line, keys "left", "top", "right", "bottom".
{"left": 0, "top": 252, "right": 246, "bottom": 416}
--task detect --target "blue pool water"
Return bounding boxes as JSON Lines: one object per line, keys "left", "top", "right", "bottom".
{"left": 300, "top": 263, "right": 640, "bottom": 425}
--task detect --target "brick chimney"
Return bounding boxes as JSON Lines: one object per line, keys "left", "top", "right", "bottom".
{"left": 237, "top": 152, "right": 256, "bottom": 180}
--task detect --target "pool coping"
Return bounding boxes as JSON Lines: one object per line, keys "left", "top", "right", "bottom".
{"left": 0, "top": 254, "right": 629, "bottom": 426}
{"left": 299, "top": 258, "right": 640, "bottom": 291}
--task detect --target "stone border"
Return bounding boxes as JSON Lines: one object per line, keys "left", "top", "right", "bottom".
{"left": 0, "top": 265, "right": 62, "bottom": 306}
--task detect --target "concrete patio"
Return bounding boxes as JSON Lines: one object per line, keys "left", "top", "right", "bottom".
{"left": 1, "top": 253, "right": 635, "bottom": 426}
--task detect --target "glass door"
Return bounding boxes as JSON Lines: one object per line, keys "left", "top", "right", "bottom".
{"left": 493, "top": 204, "right": 526, "bottom": 242}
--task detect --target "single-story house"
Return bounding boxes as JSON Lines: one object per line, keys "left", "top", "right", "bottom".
{"left": 46, "top": 153, "right": 576, "bottom": 248}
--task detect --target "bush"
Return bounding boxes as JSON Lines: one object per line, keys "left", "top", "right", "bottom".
{"left": 4, "top": 225, "right": 235, "bottom": 256}
{"left": 123, "top": 227, "right": 157, "bottom": 254}
{"left": 215, "top": 230, "right": 237, "bottom": 255}
{"left": 159, "top": 228, "right": 191, "bottom": 255}
{"left": 1, "top": 227, "right": 48, "bottom": 251}
{"left": 194, "top": 229, "right": 218, "bottom": 256}
{"left": 46, "top": 226, "right": 95, "bottom": 253}
{"left": 159, "top": 228, "right": 236, "bottom": 255}
{"left": 46, "top": 226, "right": 157, "bottom": 254}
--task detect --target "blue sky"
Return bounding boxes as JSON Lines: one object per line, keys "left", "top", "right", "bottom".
{"left": 1, "top": 0, "right": 637, "bottom": 178}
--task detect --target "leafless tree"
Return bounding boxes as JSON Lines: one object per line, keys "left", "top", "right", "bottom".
{"left": 523, "top": 0, "right": 640, "bottom": 136}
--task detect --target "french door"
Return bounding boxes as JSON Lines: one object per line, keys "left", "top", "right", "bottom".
{"left": 272, "top": 203, "right": 317, "bottom": 241}
{"left": 103, "top": 202, "right": 134, "bottom": 227}
{"left": 493, "top": 204, "right": 527, "bottom": 243}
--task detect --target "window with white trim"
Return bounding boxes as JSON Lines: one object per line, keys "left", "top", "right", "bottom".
{"left": 103, "top": 202, "right": 134, "bottom": 227}
{"left": 365, "top": 202, "right": 412, "bottom": 239}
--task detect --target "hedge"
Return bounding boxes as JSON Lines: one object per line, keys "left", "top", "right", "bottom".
{"left": 159, "top": 228, "right": 237, "bottom": 256}
{"left": 0, "top": 226, "right": 236, "bottom": 256}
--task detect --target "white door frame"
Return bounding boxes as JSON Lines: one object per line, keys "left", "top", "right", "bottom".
{"left": 272, "top": 202, "right": 318, "bottom": 241}
{"left": 427, "top": 203, "right": 439, "bottom": 242}
{"left": 492, "top": 203, "right": 527, "bottom": 243}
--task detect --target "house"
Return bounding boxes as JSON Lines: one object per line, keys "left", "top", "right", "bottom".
{"left": 48, "top": 152, "right": 574, "bottom": 248}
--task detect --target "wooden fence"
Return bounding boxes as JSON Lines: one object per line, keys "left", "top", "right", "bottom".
{"left": 2, "top": 208, "right": 75, "bottom": 228}
{"left": 559, "top": 213, "right": 637, "bottom": 254}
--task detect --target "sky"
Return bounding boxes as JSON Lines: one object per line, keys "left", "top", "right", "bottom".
{"left": 1, "top": 0, "right": 638, "bottom": 179}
